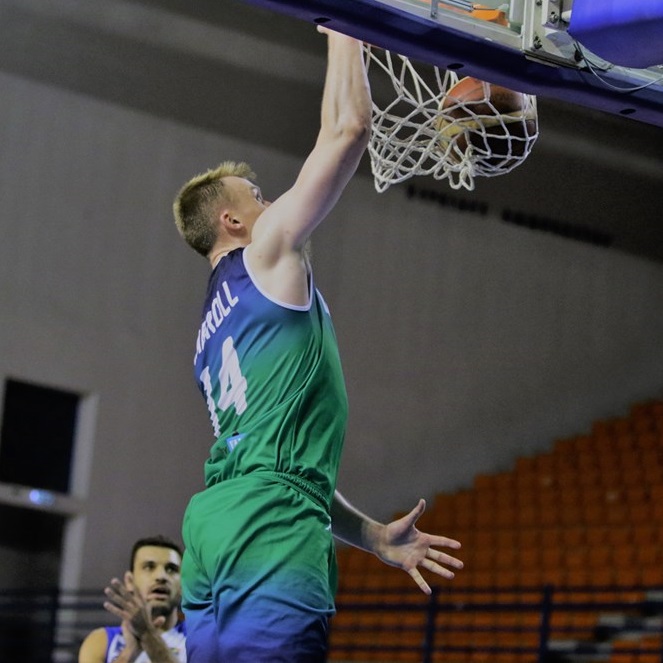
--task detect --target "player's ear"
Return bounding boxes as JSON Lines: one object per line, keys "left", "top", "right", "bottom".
{"left": 220, "top": 208, "right": 244, "bottom": 235}
{"left": 124, "top": 571, "right": 135, "bottom": 590}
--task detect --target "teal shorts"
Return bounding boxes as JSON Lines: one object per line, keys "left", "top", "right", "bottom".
{"left": 181, "top": 472, "right": 337, "bottom": 662}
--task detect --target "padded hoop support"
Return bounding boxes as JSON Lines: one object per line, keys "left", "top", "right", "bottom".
{"left": 569, "top": 0, "right": 663, "bottom": 68}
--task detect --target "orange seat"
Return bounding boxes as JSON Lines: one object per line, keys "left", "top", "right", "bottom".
{"left": 329, "top": 398, "right": 663, "bottom": 663}
{"left": 637, "top": 431, "right": 663, "bottom": 450}
{"left": 604, "top": 525, "right": 630, "bottom": 547}
{"left": 641, "top": 564, "right": 663, "bottom": 586}
{"left": 495, "top": 530, "right": 518, "bottom": 549}
{"left": 517, "top": 528, "right": 539, "bottom": 549}
{"left": 634, "top": 543, "right": 658, "bottom": 566}
{"left": 585, "top": 525, "right": 610, "bottom": 547}
{"left": 519, "top": 546, "right": 540, "bottom": 569}
{"left": 560, "top": 525, "right": 586, "bottom": 546}
{"left": 539, "top": 528, "right": 561, "bottom": 550}
{"left": 632, "top": 524, "right": 658, "bottom": 546}
{"left": 587, "top": 547, "right": 612, "bottom": 567}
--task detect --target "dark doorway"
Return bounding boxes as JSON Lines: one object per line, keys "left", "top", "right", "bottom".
{"left": 0, "top": 378, "right": 79, "bottom": 493}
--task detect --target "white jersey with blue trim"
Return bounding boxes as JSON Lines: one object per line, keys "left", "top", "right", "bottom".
{"left": 104, "top": 621, "right": 187, "bottom": 662}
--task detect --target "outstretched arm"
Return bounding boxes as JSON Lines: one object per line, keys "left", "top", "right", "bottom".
{"left": 246, "top": 28, "right": 372, "bottom": 304}
{"left": 331, "top": 491, "right": 463, "bottom": 595}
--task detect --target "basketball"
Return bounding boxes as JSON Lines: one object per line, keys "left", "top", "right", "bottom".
{"left": 436, "top": 76, "right": 538, "bottom": 169}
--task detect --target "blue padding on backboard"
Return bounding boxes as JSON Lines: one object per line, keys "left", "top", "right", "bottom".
{"left": 568, "top": 0, "right": 663, "bottom": 68}
{"left": 237, "top": 0, "right": 663, "bottom": 129}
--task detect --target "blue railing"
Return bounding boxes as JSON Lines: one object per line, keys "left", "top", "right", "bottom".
{"left": 0, "top": 589, "right": 106, "bottom": 663}
{"left": 330, "top": 584, "right": 663, "bottom": 662}
{"left": 0, "top": 585, "right": 662, "bottom": 662}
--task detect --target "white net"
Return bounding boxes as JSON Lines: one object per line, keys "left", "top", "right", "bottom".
{"left": 365, "top": 46, "right": 539, "bottom": 192}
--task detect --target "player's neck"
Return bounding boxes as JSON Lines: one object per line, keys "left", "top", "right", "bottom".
{"left": 209, "top": 250, "right": 227, "bottom": 269}
{"left": 160, "top": 610, "right": 180, "bottom": 632}
{"left": 209, "top": 241, "right": 246, "bottom": 269}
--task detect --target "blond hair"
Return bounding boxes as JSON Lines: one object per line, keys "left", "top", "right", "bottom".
{"left": 172, "top": 161, "right": 256, "bottom": 257}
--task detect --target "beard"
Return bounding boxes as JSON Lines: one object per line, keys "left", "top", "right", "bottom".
{"left": 149, "top": 598, "right": 177, "bottom": 619}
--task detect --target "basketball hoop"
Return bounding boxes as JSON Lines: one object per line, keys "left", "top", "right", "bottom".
{"left": 364, "top": 45, "right": 539, "bottom": 192}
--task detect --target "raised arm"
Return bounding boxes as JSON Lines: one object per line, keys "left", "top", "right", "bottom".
{"left": 245, "top": 28, "right": 371, "bottom": 303}
{"left": 331, "top": 490, "right": 463, "bottom": 595}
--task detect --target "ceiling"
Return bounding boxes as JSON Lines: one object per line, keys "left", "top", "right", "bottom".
{"left": 1, "top": 0, "right": 662, "bottom": 262}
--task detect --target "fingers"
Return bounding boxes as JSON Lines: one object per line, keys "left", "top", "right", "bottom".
{"left": 409, "top": 569, "right": 432, "bottom": 595}
{"left": 422, "top": 544, "right": 464, "bottom": 580}
{"left": 406, "top": 544, "right": 464, "bottom": 586}
{"left": 317, "top": 25, "right": 364, "bottom": 47}
{"left": 103, "top": 578, "right": 138, "bottom": 617}
{"left": 428, "top": 534, "right": 462, "bottom": 550}
{"left": 420, "top": 556, "right": 457, "bottom": 580}
{"left": 103, "top": 596, "right": 134, "bottom": 622}
{"left": 103, "top": 600, "right": 127, "bottom": 620}
{"left": 400, "top": 499, "right": 426, "bottom": 529}
{"left": 408, "top": 547, "right": 463, "bottom": 593}
{"left": 412, "top": 498, "right": 426, "bottom": 519}
{"left": 103, "top": 579, "right": 153, "bottom": 639}
{"left": 429, "top": 548, "right": 464, "bottom": 571}
{"left": 105, "top": 578, "right": 132, "bottom": 603}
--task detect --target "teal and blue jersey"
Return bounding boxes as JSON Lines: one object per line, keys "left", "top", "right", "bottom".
{"left": 192, "top": 248, "right": 348, "bottom": 504}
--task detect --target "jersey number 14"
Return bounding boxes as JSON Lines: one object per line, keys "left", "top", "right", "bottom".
{"left": 200, "top": 336, "right": 248, "bottom": 436}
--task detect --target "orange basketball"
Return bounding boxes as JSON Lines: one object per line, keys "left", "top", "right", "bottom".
{"left": 436, "top": 76, "right": 538, "bottom": 169}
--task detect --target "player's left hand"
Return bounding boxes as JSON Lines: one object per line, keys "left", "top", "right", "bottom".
{"left": 376, "top": 498, "right": 463, "bottom": 594}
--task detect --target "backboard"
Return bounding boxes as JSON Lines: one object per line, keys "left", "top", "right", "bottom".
{"left": 236, "top": 0, "right": 663, "bottom": 129}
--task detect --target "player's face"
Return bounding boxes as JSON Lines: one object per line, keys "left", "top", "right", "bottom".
{"left": 224, "top": 176, "right": 270, "bottom": 234}
{"left": 130, "top": 546, "right": 182, "bottom": 618}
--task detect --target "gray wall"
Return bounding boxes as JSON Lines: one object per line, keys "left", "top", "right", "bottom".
{"left": 1, "top": 3, "right": 663, "bottom": 591}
